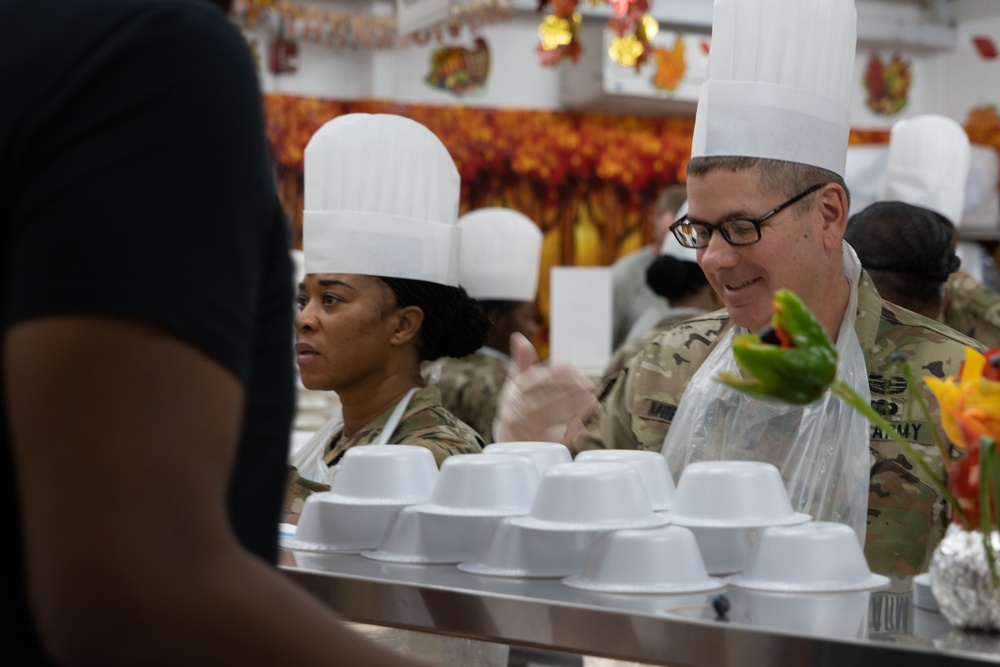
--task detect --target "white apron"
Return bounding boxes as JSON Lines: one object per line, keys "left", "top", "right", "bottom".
{"left": 289, "top": 387, "right": 419, "bottom": 485}
{"left": 661, "top": 244, "right": 872, "bottom": 544}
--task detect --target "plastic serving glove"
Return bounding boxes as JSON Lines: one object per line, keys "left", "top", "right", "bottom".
{"left": 492, "top": 332, "right": 601, "bottom": 444}
{"left": 716, "top": 288, "right": 837, "bottom": 405}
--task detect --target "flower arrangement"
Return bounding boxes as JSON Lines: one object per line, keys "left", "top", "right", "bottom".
{"left": 719, "top": 288, "right": 1000, "bottom": 583}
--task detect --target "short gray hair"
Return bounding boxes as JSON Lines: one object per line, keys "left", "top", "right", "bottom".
{"left": 687, "top": 156, "right": 851, "bottom": 213}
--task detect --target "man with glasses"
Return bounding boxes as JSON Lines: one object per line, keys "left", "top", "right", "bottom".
{"left": 495, "top": 0, "right": 978, "bottom": 577}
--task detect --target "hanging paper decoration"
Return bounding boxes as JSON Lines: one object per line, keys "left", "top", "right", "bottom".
{"left": 426, "top": 37, "right": 491, "bottom": 95}
{"left": 651, "top": 34, "right": 686, "bottom": 91}
{"left": 863, "top": 51, "right": 912, "bottom": 116}
{"left": 231, "top": 0, "right": 513, "bottom": 50}
{"left": 973, "top": 36, "right": 999, "bottom": 60}
{"left": 536, "top": 0, "right": 656, "bottom": 71}
{"left": 966, "top": 105, "right": 1000, "bottom": 148}
{"left": 536, "top": 0, "right": 582, "bottom": 67}
{"left": 607, "top": 3, "right": 657, "bottom": 71}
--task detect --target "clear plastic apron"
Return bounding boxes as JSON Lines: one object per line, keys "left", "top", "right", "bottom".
{"left": 289, "top": 387, "right": 419, "bottom": 485}
{"left": 661, "top": 244, "right": 871, "bottom": 544}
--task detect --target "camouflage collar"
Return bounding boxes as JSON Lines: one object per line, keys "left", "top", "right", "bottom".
{"left": 363, "top": 385, "right": 444, "bottom": 434}
{"left": 854, "top": 270, "right": 884, "bottom": 354}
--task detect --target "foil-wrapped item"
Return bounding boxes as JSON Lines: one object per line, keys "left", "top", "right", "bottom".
{"left": 929, "top": 528, "right": 1000, "bottom": 631}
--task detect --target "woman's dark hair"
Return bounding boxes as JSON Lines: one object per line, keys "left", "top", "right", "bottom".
{"left": 645, "top": 254, "right": 710, "bottom": 301}
{"left": 843, "top": 201, "right": 959, "bottom": 316}
{"left": 378, "top": 277, "right": 490, "bottom": 361}
{"left": 844, "top": 201, "right": 959, "bottom": 281}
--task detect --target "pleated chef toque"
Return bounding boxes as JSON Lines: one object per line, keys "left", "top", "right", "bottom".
{"left": 879, "top": 114, "right": 971, "bottom": 226}
{"left": 458, "top": 208, "right": 543, "bottom": 302}
{"left": 302, "top": 113, "right": 461, "bottom": 286}
{"left": 691, "top": 0, "right": 857, "bottom": 177}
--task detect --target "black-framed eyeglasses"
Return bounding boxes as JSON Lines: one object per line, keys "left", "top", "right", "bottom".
{"left": 669, "top": 184, "right": 824, "bottom": 249}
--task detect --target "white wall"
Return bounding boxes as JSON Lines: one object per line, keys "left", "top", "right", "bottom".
{"left": 246, "top": 14, "right": 563, "bottom": 109}
{"left": 939, "top": 17, "right": 1000, "bottom": 123}
{"left": 244, "top": 2, "right": 1000, "bottom": 128}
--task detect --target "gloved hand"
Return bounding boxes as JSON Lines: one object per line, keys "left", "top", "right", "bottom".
{"left": 492, "top": 332, "right": 601, "bottom": 445}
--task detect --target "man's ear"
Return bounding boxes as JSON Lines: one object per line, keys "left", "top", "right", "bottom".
{"left": 389, "top": 305, "right": 424, "bottom": 346}
{"left": 818, "top": 183, "right": 849, "bottom": 251}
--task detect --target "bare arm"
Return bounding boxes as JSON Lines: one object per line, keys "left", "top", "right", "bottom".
{"left": 8, "top": 316, "right": 429, "bottom": 666}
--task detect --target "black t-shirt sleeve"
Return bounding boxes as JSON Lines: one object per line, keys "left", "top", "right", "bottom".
{"left": 5, "top": 1, "right": 278, "bottom": 382}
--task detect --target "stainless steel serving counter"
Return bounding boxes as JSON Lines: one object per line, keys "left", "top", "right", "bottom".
{"left": 282, "top": 552, "right": 1000, "bottom": 666}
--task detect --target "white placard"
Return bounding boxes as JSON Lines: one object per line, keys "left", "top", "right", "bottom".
{"left": 549, "top": 267, "right": 612, "bottom": 377}
{"left": 396, "top": 0, "right": 452, "bottom": 35}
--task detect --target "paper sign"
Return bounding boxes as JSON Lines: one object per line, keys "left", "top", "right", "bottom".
{"left": 549, "top": 266, "right": 612, "bottom": 377}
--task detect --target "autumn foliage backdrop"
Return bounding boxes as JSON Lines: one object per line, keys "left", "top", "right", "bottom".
{"left": 264, "top": 94, "right": 1000, "bottom": 345}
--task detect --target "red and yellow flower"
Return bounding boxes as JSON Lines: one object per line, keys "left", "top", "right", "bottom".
{"left": 926, "top": 348, "right": 1000, "bottom": 527}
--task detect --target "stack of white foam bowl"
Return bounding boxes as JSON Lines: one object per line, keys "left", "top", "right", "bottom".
{"left": 481, "top": 441, "right": 573, "bottom": 475}
{"left": 724, "top": 521, "right": 890, "bottom": 637}
{"left": 727, "top": 522, "right": 890, "bottom": 592}
{"left": 665, "top": 461, "right": 812, "bottom": 575}
{"left": 283, "top": 445, "right": 439, "bottom": 568}
{"left": 560, "top": 451, "right": 711, "bottom": 594}
{"left": 574, "top": 449, "right": 675, "bottom": 514}
{"left": 363, "top": 453, "right": 540, "bottom": 564}
{"left": 562, "top": 525, "right": 724, "bottom": 594}
{"left": 459, "top": 461, "right": 668, "bottom": 578}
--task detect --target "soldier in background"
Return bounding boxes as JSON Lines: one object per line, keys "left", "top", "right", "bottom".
{"left": 610, "top": 184, "right": 688, "bottom": 349}
{"left": 944, "top": 269, "right": 1000, "bottom": 349}
{"left": 875, "top": 114, "right": 1000, "bottom": 349}
{"left": 844, "top": 201, "right": 959, "bottom": 319}
{"left": 425, "top": 208, "right": 543, "bottom": 444}
{"left": 602, "top": 220, "right": 723, "bottom": 381}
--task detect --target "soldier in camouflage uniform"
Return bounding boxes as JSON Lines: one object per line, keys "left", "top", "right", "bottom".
{"left": 500, "top": 148, "right": 981, "bottom": 576}
{"left": 845, "top": 201, "right": 1000, "bottom": 349}
{"left": 426, "top": 208, "right": 543, "bottom": 444}
{"left": 944, "top": 269, "right": 1000, "bottom": 350}
{"left": 286, "top": 114, "right": 491, "bottom": 514}
{"left": 424, "top": 349, "right": 510, "bottom": 444}
{"left": 577, "top": 269, "right": 981, "bottom": 575}
{"left": 496, "top": 0, "right": 982, "bottom": 576}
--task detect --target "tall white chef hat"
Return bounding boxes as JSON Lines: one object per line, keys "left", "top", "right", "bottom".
{"left": 458, "top": 207, "right": 543, "bottom": 302}
{"left": 691, "top": 0, "right": 857, "bottom": 177}
{"left": 302, "top": 113, "right": 461, "bottom": 286}
{"left": 879, "top": 114, "right": 971, "bottom": 226}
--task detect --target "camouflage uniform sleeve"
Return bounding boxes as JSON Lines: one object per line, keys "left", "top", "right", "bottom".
{"left": 943, "top": 270, "right": 1000, "bottom": 350}
{"left": 864, "top": 299, "right": 984, "bottom": 575}
{"left": 431, "top": 354, "right": 508, "bottom": 445}
{"left": 576, "top": 313, "right": 729, "bottom": 453}
{"left": 282, "top": 465, "right": 331, "bottom": 515}
{"left": 601, "top": 328, "right": 657, "bottom": 383}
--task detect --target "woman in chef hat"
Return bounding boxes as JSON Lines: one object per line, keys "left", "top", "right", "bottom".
{"left": 285, "top": 113, "right": 490, "bottom": 511}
